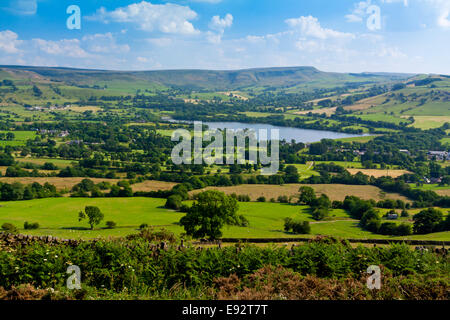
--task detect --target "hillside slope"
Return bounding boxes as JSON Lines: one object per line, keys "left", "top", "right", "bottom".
{"left": 0, "top": 65, "right": 413, "bottom": 91}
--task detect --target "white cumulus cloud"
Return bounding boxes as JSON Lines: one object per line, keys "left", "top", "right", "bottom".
{"left": 91, "top": 1, "right": 199, "bottom": 35}
{"left": 286, "top": 16, "right": 355, "bottom": 39}
{"left": 437, "top": 10, "right": 450, "bottom": 28}
{"left": 345, "top": 1, "right": 371, "bottom": 23}
{"left": 209, "top": 14, "right": 233, "bottom": 31}
{"left": 0, "top": 30, "right": 22, "bottom": 53}
{"left": 82, "top": 33, "right": 130, "bottom": 54}
{"left": 207, "top": 13, "right": 233, "bottom": 44}
{"left": 33, "top": 39, "right": 90, "bottom": 58}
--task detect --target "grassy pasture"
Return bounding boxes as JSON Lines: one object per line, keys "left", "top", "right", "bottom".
{"left": 333, "top": 135, "right": 377, "bottom": 143}
{"left": 0, "top": 197, "right": 447, "bottom": 241}
{"left": 410, "top": 184, "right": 450, "bottom": 197}
{"left": 411, "top": 116, "right": 450, "bottom": 129}
{"left": 289, "top": 162, "right": 319, "bottom": 179}
{"left": 0, "top": 197, "right": 182, "bottom": 239}
{"left": 0, "top": 131, "right": 36, "bottom": 146}
{"left": 315, "top": 161, "right": 364, "bottom": 169}
{"left": 441, "top": 137, "right": 450, "bottom": 146}
{"left": 352, "top": 113, "right": 406, "bottom": 124}
{"left": 14, "top": 157, "right": 77, "bottom": 168}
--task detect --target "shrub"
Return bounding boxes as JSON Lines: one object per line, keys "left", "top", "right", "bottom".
{"left": 365, "top": 218, "right": 381, "bottom": 233}
{"left": 106, "top": 221, "right": 117, "bottom": 229}
{"left": 312, "top": 208, "right": 328, "bottom": 221}
{"left": 139, "top": 223, "right": 148, "bottom": 230}
{"left": 1, "top": 223, "right": 17, "bottom": 232}
{"left": 237, "top": 215, "right": 250, "bottom": 227}
{"left": 332, "top": 200, "right": 343, "bottom": 209}
{"left": 284, "top": 218, "right": 310, "bottom": 234}
{"left": 126, "top": 172, "right": 136, "bottom": 179}
{"left": 24, "top": 221, "right": 39, "bottom": 230}
{"left": 90, "top": 188, "right": 104, "bottom": 198}
{"left": 127, "top": 227, "right": 177, "bottom": 243}
{"left": 401, "top": 209, "right": 409, "bottom": 217}
{"left": 214, "top": 265, "right": 449, "bottom": 300}
{"left": 379, "top": 222, "right": 398, "bottom": 235}
{"left": 360, "top": 209, "right": 380, "bottom": 228}
{"left": 165, "top": 194, "right": 182, "bottom": 210}
{"left": 257, "top": 196, "right": 266, "bottom": 202}
{"left": 179, "top": 204, "right": 190, "bottom": 212}
{"left": 292, "top": 221, "right": 311, "bottom": 234}
{"left": 0, "top": 240, "right": 447, "bottom": 298}
{"left": 396, "top": 223, "right": 413, "bottom": 236}
{"left": 237, "top": 195, "right": 251, "bottom": 202}
{"left": 413, "top": 208, "right": 443, "bottom": 234}
{"left": 284, "top": 218, "right": 293, "bottom": 232}
{"left": 277, "top": 195, "right": 289, "bottom": 203}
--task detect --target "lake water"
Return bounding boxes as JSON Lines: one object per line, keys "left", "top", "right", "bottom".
{"left": 167, "top": 118, "right": 368, "bottom": 143}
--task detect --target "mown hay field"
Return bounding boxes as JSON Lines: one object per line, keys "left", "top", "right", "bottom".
{"left": 189, "top": 184, "right": 411, "bottom": 202}
{"left": 346, "top": 168, "right": 411, "bottom": 178}
{"left": 410, "top": 116, "right": 450, "bottom": 129}
{"left": 436, "top": 189, "right": 450, "bottom": 197}
{"left": 14, "top": 157, "right": 77, "bottom": 168}
{"left": 131, "top": 180, "right": 177, "bottom": 192}
{"left": 0, "top": 177, "right": 176, "bottom": 193}
{"left": 0, "top": 177, "right": 121, "bottom": 190}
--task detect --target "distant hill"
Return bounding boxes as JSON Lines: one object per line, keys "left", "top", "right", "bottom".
{"left": 0, "top": 65, "right": 414, "bottom": 91}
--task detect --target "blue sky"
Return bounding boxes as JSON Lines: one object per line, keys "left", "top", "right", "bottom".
{"left": 0, "top": 0, "right": 449, "bottom": 73}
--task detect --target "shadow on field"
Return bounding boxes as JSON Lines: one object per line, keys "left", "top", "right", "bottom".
{"left": 60, "top": 226, "right": 91, "bottom": 231}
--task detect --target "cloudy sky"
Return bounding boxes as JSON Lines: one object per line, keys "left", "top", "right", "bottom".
{"left": 0, "top": 0, "right": 449, "bottom": 73}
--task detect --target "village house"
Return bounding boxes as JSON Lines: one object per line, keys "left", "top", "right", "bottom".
{"left": 427, "top": 151, "right": 449, "bottom": 161}
{"left": 399, "top": 149, "right": 411, "bottom": 156}
{"left": 58, "top": 130, "right": 69, "bottom": 138}
{"left": 386, "top": 213, "right": 399, "bottom": 220}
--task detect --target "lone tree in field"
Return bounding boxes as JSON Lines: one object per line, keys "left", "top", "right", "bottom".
{"left": 78, "top": 206, "right": 104, "bottom": 230}
{"left": 298, "top": 186, "right": 316, "bottom": 205}
{"left": 179, "top": 190, "right": 246, "bottom": 240}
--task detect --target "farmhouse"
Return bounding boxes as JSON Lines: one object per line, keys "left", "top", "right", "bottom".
{"left": 58, "top": 130, "right": 69, "bottom": 138}
{"left": 386, "top": 214, "right": 399, "bottom": 220}
{"left": 427, "top": 151, "right": 449, "bottom": 161}
{"left": 399, "top": 149, "right": 410, "bottom": 155}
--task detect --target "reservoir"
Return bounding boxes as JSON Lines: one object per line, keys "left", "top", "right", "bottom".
{"left": 168, "top": 119, "right": 369, "bottom": 143}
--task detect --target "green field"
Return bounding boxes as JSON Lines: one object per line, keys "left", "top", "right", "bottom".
{"left": 410, "top": 184, "right": 450, "bottom": 192}
{"left": 314, "top": 161, "right": 364, "bottom": 169}
{"left": 334, "top": 135, "right": 377, "bottom": 143}
{"left": 15, "top": 157, "right": 77, "bottom": 168}
{"left": 0, "top": 131, "right": 36, "bottom": 146}
{"left": 0, "top": 197, "right": 184, "bottom": 239}
{"left": 290, "top": 162, "right": 320, "bottom": 179}
{"left": 1, "top": 197, "right": 448, "bottom": 241}
{"left": 442, "top": 137, "right": 450, "bottom": 146}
